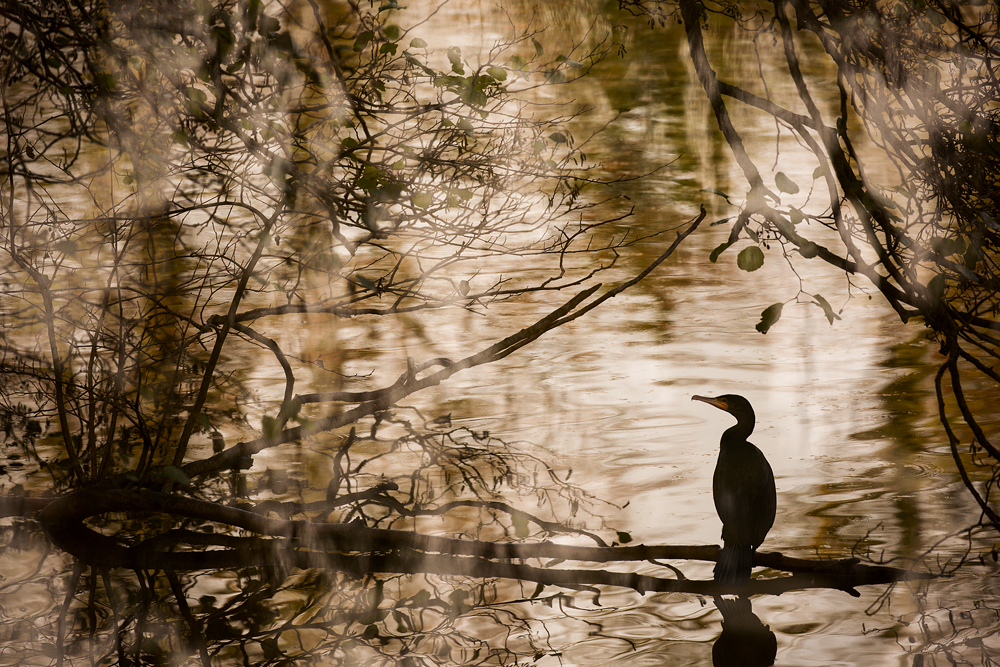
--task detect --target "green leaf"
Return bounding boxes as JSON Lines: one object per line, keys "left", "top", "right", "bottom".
{"left": 532, "top": 37, "right": 544, "bottom": 56}
{"left": 262, "top": 415, "right": 281, "bottom": 440}
{"left": 409, "top": 37, "right": 427, "bottom": 49}
{"left": 927, "top": 273, "right": 946, "bottom": 302}
{"left": 811, "top": 293, "right": 842, "bottom": 324}
{"left": 702, "top": 187, "right": 732, "bottom": 203}
{"left": 775, "top": 171, "right": 800, "bottom": 194}
{"left": 737, "top": 246, "right": 765, "bottom": 272}
{"left": 812, "top": 165, "right": 829, "bottom": 180}
{"left": 486, "top": 66, "right": 507, "bottom": 81}
{"left": 798, "top": 241, "right": 820, "bottom": 258}
{"left": 512, "top": 513, "right": 530, "bottom": 538}
{"left": 789, "top": 207, "right": 804, "bottom": 224}
{"left": 353, "top": 31, "right": 374, "bottom": 52}
{"left": 258, "top": 15, "right": 280, "bottom": 35}
{"left": 447, "top": 46, "right": 464, "bottom": 74}
{"left": 383, "top": 25, "right": 401, "bottom": 40}
{"left": 412, "top": 192, "right": 432, "bottom": 209}
{"left": 756, "top": 302, "right": 784, "bottom": 334}
{"left": 616, "top": 531, "right": 633, "bottom": 544}
{"left": 709, "top": 240, "right": 734, "bottom": 263}
{"left": 930, "top": 236, "right": 965, "bottom": 257}
{"left": 379, "top": 42, "right": 398, "bottom": 56}
{"left": 163, "top": 465, "right": 191, "bottom": 487}
{"left": 548, "top": 132, "right": 567, "bottom": 144}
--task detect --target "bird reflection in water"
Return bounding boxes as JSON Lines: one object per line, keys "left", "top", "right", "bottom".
{"left": 712, "top": 596, "right": 777, "bottom": 667}
{"left": 692, "top": 394, "right": 776, "bottom": 585}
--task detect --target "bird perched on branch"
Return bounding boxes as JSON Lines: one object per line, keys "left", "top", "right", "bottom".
{"left": 692, "top": 394, "right": 776, "bottom": 586}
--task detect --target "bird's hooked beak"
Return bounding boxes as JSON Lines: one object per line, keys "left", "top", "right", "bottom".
{"left": 692, "top": 395, "right": 729, "bottom": 412}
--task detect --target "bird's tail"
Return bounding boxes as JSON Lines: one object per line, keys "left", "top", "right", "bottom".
{"left": 714, "top": 543, "right": 753, "bottom": 586}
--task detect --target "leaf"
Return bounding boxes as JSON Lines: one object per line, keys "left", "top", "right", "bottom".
{"left": 616, "top": 531, "right": 633, "bottom": 544}
{"left": 811, "top": 293, "right": 842, "bottom": 324}
{"left": 789, "top": 207, "right": 804, "bottom": 224}
{"left": 709, "top": 240, "right": 734, "bottom": 263}
{"left": 701, "top": 187, "right": 732, "bottom": 203}
{"left": 756, "top": 302, "right": 784, "bottom": 334}
{"left": 930, "top": 236, "right": 965, "bottom": 257}
{"left": 531, "top": 582, "right": 545, "bottom": 598}
{"left": 775, "top": 171, "right": 800, "bottom": 194}
{"left": 261, "top": 415, "right": 281, "bottom": 440}
{"left": 447, "top": 46, "right": 464, "bottom": 74}
{"left": 798, "top": 241, "right": 820, "bottom": 258}
{"left": 812, "top": 164, "right": 829, "bottom": 180}
{"left": 353, "top": 31, "right": 374, "bottom": 52}
{"left": 409, "top": 37, "right": 427, "bottom": 49}
{"left": 532, "top": 37, "right": 544, "bottom": 56}
{"left": 737, "top": 246, "right": 765, "bottom": 272}
{"left": 548, "top": 132, "right": 567, "bottom": 144}
{"left": 486, "top": 66, "right": 507, "bottom": 81}
{"left": 512, "top": 513, "right": 530, "bottom": 538}
{"left": 927, "top": 273, "right": 946, "bottom": 302}
{"left": 411, "top": 192, "right": 432, "bottom": 208}
{"left": 163, "top": 465, "right": 191, "bottom": 487}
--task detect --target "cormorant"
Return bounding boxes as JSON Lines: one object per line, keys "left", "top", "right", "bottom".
{"left": 692, "top": 394, "right": 776, "bottom": 585}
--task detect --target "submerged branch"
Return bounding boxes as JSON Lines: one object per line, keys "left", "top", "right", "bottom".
{"left": 37, "top": 487, "right": 929, "bottom": 597}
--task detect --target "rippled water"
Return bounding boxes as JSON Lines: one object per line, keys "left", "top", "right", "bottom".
{"left": 3, "top": 1, "right": 999, "bottom": 665}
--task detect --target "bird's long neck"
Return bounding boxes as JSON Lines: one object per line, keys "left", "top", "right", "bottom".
{"left": 722, "top": 419, "right": 754, "bottom": 445}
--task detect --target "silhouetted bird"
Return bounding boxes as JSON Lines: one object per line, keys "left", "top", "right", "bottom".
{"left": 692, "top": 394, "right": 776, "bottom": 585}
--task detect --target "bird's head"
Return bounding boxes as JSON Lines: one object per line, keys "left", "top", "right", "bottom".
{"left": 692, "top": 394, "right": 755, "bottom": 425}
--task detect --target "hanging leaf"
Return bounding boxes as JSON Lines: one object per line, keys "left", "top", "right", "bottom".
{"left": 756, "top": 302, "right": 784, "bottom": 334}
{"left": 409, "top": 37, "right": 427, "bottom": 49}
{"left": 616, "top": 531, "right": 633, "bottom": 544}
{"left": 737, "top": 246, "right": 765, "bottom": 271}
{"left": 811, "top": 293, "right": 842, "bottom": 324}
{"left": 702, "top": 187, "right": 732, "bottom": 203}
{"left": 775, "top": 171, "right": 800, "bottom": 194}
{"left": 927, "top": 273, "right": 946, "bottom": 302}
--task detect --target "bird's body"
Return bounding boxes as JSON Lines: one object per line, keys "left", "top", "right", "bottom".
{"left": 693, "top": 394, "right": 776, "bottom": 585}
